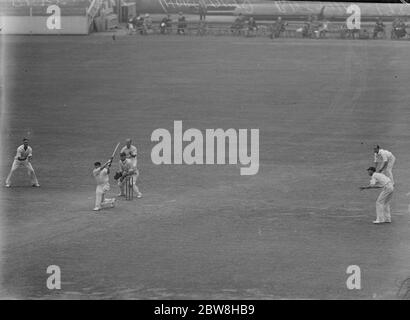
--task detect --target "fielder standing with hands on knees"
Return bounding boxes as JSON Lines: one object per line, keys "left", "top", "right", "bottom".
{"left": 5, "top": 137, "right": 40, "bottom": 187}
{"left": 360, "top": 167, "right": 394, "bottom": 224}
{"left": 373, "top": 145, "right": 396, "bottom": 185}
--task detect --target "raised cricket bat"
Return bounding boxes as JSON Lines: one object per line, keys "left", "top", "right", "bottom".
{"left": 111, "top": 142, "right": 121, "bottom": 160}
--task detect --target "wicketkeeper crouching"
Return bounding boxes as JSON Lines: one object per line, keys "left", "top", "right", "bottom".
{"left": 115, "top": 152, "right": 142, "bottom": 198}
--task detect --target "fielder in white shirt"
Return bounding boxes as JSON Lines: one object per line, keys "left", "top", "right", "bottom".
{"left": 373, "top": 145, "right": 395, "bottom": 184}
{"left": 360, "top": 167, "right": 394, "bottom": 224}
{"left": 5, "top": 138, "right": 40, "bottom": 187}
{"left": 93, "top": 159, "right": 116, "bottom": 211}
{"left": 120, "top": 138, "right": 138, "bottom": 168}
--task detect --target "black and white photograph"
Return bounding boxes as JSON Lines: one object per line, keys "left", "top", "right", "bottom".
{"left": 1, "top": 0, "right": 410, "bottom": 304}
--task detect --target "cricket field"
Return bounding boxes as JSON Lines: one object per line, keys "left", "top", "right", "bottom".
{"left": 1, "top": 34, "right": 410, "bottom": 299}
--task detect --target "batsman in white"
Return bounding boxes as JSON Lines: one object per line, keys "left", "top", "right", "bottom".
{"left": 117, "top": 152, "right": 142, "bottom": 198}
{"left": 93, "top": 159, "right": 116, "bottom": 211}
{"left": 5, "top": 137, "right": 40, "bottom": 187}
{"left": 373, "top": 145, "right": 396, "bottom": 184}
{"left": 360, "top": 166, "right": 393, "bottom": 224}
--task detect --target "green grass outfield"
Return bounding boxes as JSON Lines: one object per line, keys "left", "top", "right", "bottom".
{"left": 1, "top": 35, "right": 410, "bottom": 299}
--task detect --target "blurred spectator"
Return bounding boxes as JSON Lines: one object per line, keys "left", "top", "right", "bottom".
{"left": 340, "top": 21, "right": 359, "bottom": 39}
{"left": 127, "top": 15, "right": 136, "bottom": 34}
{"left": 314, "top": 21, "right": 328, "bottom": 39}
{"left": 177, "top": 12, "right": 187, "bottom": 35}
{"left": 135, "top": 14, "right": 144, "bottom": 35}
{"left": 372, "top": 17, "right": 385, "bottom": 39}
{"left": 197, "top": 20, "right": 207, "bottom": 36}
{"left": 271, "top": 16, "right": 287, "bottom": 39}
{"left": 247, "top": 17, "right": 258, "bottom": 37}
{"left": 296, "top": 15, "right": 313, "bottom": 38}
{"left": 198, "top": 0, "right": 207, "bottom": 21}
{"left": 143, "top": 13, "right": 153, "bottom": 35}
{"left": 340, "top": 23, "right": 349, "bottom": 39}
{"left": 359, "top": 28, "right": 370, "bottom": 40}
{"left": 301, "top": 21, "right": 312, "bottom": 38}
{"left": 160, "top": 14, "right": 172, "bottom": 34}
{"left": 391, "top": 18, "right": 407, "bottom": 39}
{"left": 231, "top": 13, "right": 246, "bottom": 36}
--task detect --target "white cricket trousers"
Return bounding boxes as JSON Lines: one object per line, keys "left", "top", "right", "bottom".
{"left": 95, "top": 183, "right": 114, "bottom": 209}
{"left": 5, "top": 159, "right": 39, "bottom": 185}
{"left": 376, "top": 183, "right": 394, "bottom": 222}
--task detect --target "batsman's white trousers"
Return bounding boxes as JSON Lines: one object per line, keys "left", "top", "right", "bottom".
{"left": 382, "top": 156, "right": 395, "bottom": 184}
{"left": 5, "top": 159, "right": 39, "bottom": 185}
{"left": 376, "top": 183, "right": 394, "bottom": 222}
{"left": 95, "top": 183, "right": 114, "bottom": 209}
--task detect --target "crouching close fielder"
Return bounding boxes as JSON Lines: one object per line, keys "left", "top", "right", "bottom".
{"left": 360, "top": 167, "right": 393, "bottom": 224}
{"left": 93, "top": 159, "right": 116, "bottom": 211}
{"left": 117, "top": 152, "right": 142, "bottom": 198}
{"left": 5, "top": 137, "right": 40, "bottom": 187}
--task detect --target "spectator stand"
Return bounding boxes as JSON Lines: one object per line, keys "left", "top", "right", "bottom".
{"left": 116, "top": 13, "right": 410, "bottom": 41}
